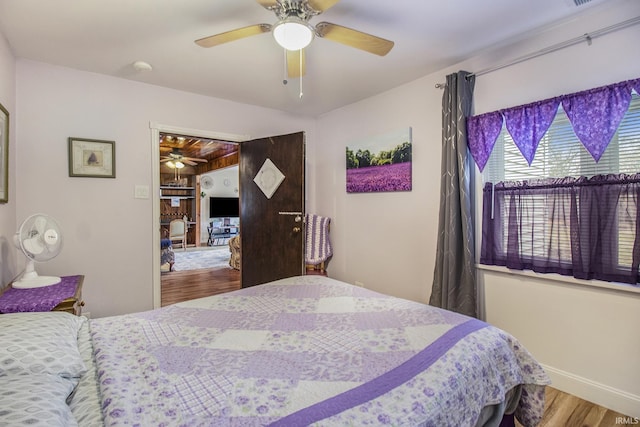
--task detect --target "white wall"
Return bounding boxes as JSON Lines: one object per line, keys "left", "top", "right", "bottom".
{"left": 0, "top": 31, "right": 17, "bottom": 288}
{"left": 315, "top": 0, "right": 640, "bottom": 417}
{"left": 316, "top": 77, "right": 441, "bottom": 304}
{"left": 15, "top": 60, "right": 316, "bottom": 318}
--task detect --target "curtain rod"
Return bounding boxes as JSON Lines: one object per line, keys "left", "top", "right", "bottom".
{"left": 435, "top": 16, "right": 640, "bottom": 89}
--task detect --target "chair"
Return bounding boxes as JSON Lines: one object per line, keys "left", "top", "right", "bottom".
{"left": 228, "top": 234, "right": 241, "bottom": 270}
{"left": 160, "top": 238, "right": 175, "bottom": 272}
{"left": 169, "top": 219, "right": 187, "bottom": 251}
{"left": 207, "top": 223, "right": 214, "bottom": 246}
{"left": 305, "top": 214, "right": 332, "bottom": 275}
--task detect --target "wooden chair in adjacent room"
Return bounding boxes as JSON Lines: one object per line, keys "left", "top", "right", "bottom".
{"left": 169, "top": 219, "right": 187, "bottom": 251}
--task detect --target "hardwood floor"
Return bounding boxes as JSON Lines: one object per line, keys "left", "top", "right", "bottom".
{"left": 517, "top": 386, "right": 632, "bottom": 427}
{"left": 161, "top": 266, "right": 240, "bottom": 306}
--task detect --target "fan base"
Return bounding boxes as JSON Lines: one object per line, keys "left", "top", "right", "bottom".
{"left": 13, "top": 275, "right": 62, "bottom": 289}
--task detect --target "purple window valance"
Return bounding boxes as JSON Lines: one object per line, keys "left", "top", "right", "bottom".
{"left": 633, "top": 80, "right": 640, "bottom": 96}
{"left": 502, "top": 98, "right": 560, "bottom": 166}
{"left": 467, "top": 111, "right": 503, "bottom": 172}
{"left": 562, "top": 83, "right": 632, "bottom": 162}
{"left": 468, "top": 77, "right": 640, "bottom": 171}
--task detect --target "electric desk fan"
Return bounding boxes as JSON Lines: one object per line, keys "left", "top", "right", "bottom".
{"left": 13, "top": 213, "right": 64, "bottom": 288}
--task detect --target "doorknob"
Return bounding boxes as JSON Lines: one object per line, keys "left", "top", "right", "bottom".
{"left": 293, "top": 226, "right": 301, "bottom": 233}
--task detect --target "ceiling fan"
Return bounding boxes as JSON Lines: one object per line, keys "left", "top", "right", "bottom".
{"left": 195, "top": 0, "right": 394, "bottom": 78}
{"left": 161, "top": 148, "right": 208, "bottom": 167}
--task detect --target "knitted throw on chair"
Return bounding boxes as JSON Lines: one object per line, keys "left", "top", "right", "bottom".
{"left": 305, "top": 214, "right": 333, "bottom": 264}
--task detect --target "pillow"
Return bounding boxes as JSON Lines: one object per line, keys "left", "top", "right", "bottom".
{"left": 68, "top": 318, "right": 104, "bottom": 426}
{"left": 0, "top": 311, "right": 87, "bottom": 378}
{"left": 0, "top": 374, "right": 79, "bottom": 426}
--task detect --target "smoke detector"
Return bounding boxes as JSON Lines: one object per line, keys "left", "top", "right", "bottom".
{"left": 132, "top": 61, "right": 153, "bottom": 72}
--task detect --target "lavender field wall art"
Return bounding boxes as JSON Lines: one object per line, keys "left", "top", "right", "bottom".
{"left": 346, "top": 127, "right": 412, "bottom": 193}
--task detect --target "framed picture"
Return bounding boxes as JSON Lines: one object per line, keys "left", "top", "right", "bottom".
{"left": 0, "top": 102, "right": 8, "bottom": 203}
{"left": 68, "top": 137, "right": 116, "bottom": 178}
{"left": 346, "top": 127, "right": 412, "bottom": 193}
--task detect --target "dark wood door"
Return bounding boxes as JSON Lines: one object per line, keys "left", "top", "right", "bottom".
{"left": 239, "top": 132, "right": 305, "bottom": 288}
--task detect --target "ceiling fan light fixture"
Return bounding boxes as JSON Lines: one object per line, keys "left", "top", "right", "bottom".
{"left": 273, "top": 17, "right": 314, "bottom": 51}
{"left": 174, "top": 161, "right": 185, "bottom": 169}
{"left": 166, "top": 160, "right": 176, "bottom": 169}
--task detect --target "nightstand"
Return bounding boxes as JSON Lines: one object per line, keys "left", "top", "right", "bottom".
{"left": 52, "top": 276, "right": 84, "bottom": 315}
{"left": 0, "top": 275, "right": 85, "bottom": 315}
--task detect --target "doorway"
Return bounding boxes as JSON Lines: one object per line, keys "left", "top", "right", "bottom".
{"left": 151, "top": 123, "right": 249, "bottom": 308}
{"left": 151, "top": 125, "right": 307, "bottom": 307}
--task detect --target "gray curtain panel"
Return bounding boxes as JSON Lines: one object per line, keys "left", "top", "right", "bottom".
{"left": 429, "top": 71, "right": 477, "bottom": 318}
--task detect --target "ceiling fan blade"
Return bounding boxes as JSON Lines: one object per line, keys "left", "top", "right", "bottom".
{"left": 160, "top": 158, "right": 173, "bottom": 163}
{"left": 315, "top": 22, "right": 394, "bottom": 56}
{"left": 255, "top": 0, "right": 278, "bottom": 9}
{"left": 183, "top": 157, "right": 208, "bottom": 163}
{"left": 287, "top": 49, "right": 306, "bottom": 78}
{"left": 182, "top": 160, "right": 198, "bottom": 166}
{"left": 195, "top": 24, "right": 271, "bottom": 48}
{"left": 308, "top": 0, "right": 341, "bottom": 12}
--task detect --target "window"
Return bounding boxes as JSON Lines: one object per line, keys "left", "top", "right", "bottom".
{"left": 484, "top": 93, "right": 640, "bottom": 181}
{"left": 480, "top": 93, "right": 640, "bottom": 284}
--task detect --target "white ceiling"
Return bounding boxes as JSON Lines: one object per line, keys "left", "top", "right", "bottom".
{"left": 0, "top": 0, "right": 626, "bottom": 116}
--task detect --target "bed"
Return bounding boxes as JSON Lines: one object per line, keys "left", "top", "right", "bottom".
{"left": 0, "top": 275, "right": 550, "bottom": 426}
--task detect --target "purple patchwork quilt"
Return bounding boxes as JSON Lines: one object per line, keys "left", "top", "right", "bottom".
{"left": 90, "top": 276, "right": 549, "bottom": 426}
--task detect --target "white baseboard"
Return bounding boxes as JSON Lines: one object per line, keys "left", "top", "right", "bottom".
{"left": 542, "top": 364, "right": 640, "bottom": 418}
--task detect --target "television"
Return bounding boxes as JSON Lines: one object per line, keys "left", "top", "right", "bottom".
{"left": 209, "top": 197, "right": 239, "bottom": 218}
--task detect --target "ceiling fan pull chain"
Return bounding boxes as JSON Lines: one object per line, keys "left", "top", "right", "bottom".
{"left": 299, "top": 49, "right": 304, "bottom": 99}
{"left": 283, "top": 48, "right": 288, "bottom": 85}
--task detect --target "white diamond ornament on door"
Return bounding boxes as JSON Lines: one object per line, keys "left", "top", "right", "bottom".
{"left": 253, "top": 158, "right": 285, "bottom": 199}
